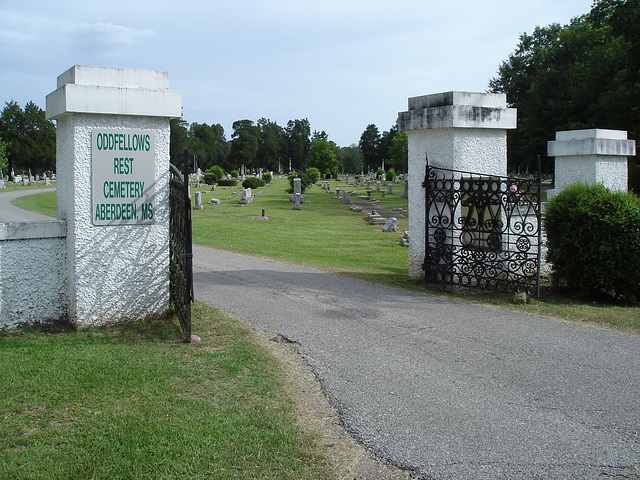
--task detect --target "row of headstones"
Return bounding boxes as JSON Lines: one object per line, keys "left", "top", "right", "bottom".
{"left": 193, "top": 187, "right": 255, "bottom": 209}
{"left": 324, "top": 180, "right": 409, "bottom": 199}
{"left": 342, "top": 174, "right": 406, "bottom": 185}
{"left": 0, "top": 173, "right": 53, "bottom": 187}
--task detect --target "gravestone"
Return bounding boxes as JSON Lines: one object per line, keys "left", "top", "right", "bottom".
{"left": 387, "top": 184, "right": 393, "bottom": 194}
{"left": 341, "top": 189, "right": 351, "bottom": 204}
{"left": 194, "top": 191, "right": 203, "bottom": 210}
{"left": 376, "top": 182, "right": 381, "bottom": 192}
{"left": 382, "top": 217, "right": 398, "bottom": 232}
{"left": 239, "top": 188, "right": 253, "bottom": 204}
{"left": 292, "top": 177, "right": 302, "bottom": 210}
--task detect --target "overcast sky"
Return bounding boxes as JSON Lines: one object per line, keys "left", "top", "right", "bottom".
{"left": 1, "top": 0, "right": 593, "bottom": 146}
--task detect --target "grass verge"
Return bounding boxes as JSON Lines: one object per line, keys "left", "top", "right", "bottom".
{"left": 0, "top": 302, "right": 349, "bottom": 480}
{"left": 11, "top": 191, "right": 57, "bottom": 218}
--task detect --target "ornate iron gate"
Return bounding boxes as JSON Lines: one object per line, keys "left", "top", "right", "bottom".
{"left": 423, "top": 157, "right": 542, "bottom": 295}
{"left": 170, "top": 149, "right": 193, "bottom": 341}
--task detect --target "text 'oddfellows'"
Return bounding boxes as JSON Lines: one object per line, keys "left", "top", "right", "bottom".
{"left": 92, "top": 129, "right": 156, "bottom": 225}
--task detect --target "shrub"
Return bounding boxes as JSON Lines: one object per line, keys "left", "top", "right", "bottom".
{"left": 209, "top": 165, "right": 224, "bottom": 179}
{"left": 203, "top": 172, "right": 218, "bottom": 185}
{"left": 230, "top": 170, "right": 239, "bottom": 178}
{"left": 218, "top": 179, "right": 237, "bottom": 187}
{"left": 544, "top": 183, "right": 640, "bottom": 302}
{"left": 376, "top": 167, "right": 385, "bottom": 179}
{"left": 386, "top": 168, "right": 396, "bottom": 181}
{"left": 305, "top": 167, "right": 320, "bottom": 184}
{"left": 262, "top": 172, "right": 272, "bottom": 184}
{"left": 242, "top": 177, "right": 266, "bottom": 189}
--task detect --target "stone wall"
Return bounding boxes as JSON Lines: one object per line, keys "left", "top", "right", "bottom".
{"left": 0, "top": 222, "right": 67, "bottom": 329}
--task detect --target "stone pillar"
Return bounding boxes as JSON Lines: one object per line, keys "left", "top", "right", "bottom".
{"left": 46, "top": 65, "right": 181, "bottom": 327}
{"left": 398, "top": 91, "right": 517, "bottom": 278}
{"left": 547, "top": 129, "right": 635, "bottom": 196}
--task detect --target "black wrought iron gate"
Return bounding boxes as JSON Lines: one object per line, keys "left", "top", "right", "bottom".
{"left": 170, "top": 149, "right": 193, "bottom": 341}
{"left": 423, "top": 156, "right": 542, "bottom": 295}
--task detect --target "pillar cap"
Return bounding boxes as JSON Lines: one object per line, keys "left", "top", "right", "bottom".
{"left": 548, "top": 129, "right": 636, "bottom": 157}
{"left": 397, "top": 91, "right": 516, "bottom": 131}
{"left": 46, "top": 65, "right": 182, "bottom": 120}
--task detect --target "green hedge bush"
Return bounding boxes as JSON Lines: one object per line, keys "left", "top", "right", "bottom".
{"left": 305, "top": 167, "right": 320, "bottom": 184}
{"left": 203, "top": 172, "right": 218, "bottom": 185}
{"left": 242, "top": 177, "right": 266, "bottom": 189}
{"left": 218, "top": 179, "right": 237, "bottom": 187}
{"left": 544, "top": 183, "right": 640, "bottom": 302}
{"left": 261, "top": 172, "right": 272, "bottom": 183}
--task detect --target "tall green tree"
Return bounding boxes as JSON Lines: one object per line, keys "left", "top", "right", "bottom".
{"left": 388, "top": 131, "right": 408, "bottom": 173}
{"left": 378, "top": 125, "right": 398, "bottom": 169}
{"left": 229, "top": 120, "right": 259, "bottom": 172}
{"left": 189, "top": 122, "right": 228, "bottom": 172}
{"left": 307, "top": 138, "right": 338, "bottom": 178}
{"left": 490, "top": 0, "right": 640, "bottom": 181}
{"left": 0, "top": 101, "right": 55, "bottom": 175}
{"left": 257, "top": 118, "right": 284, "bottom": 172}
{"left": 335, "top": 144, "right": 364, "bottom": 174}
{"left": 0, "top": 139, "right": 8, "bottom": 175}
{"left": 284, "top": 119, "right": 311, "bottom": 171}
{"left": 359, "top": 124, "right": 381, "bottom": 172}
{"left": 170, "top": 118, "right": 189, "bottom": 167}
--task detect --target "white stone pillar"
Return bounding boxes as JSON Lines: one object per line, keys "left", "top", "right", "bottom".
{"left": 46, "top": 65, "right": 181, "bottom": 327}
{"left": 397, "top": 92, "right": 517, "bottom": 278}
{"left": 547, "top": 129, "right": 635, "bottom": 196}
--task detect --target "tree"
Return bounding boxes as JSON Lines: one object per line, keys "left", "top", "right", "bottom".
{"left": 257, "top": 118, "right": 284, "bottom": 172}
{"left": 359, "top": 124, "right": 381, "bottom": 172}
{"left": 284, "top": 119, "right": 311, "bottom": 171}
{"left": 489, "top": 0, "right": 640, "bottom": 182}
{"left": 0, "top": 138, "right": 8, "bottom": 175}
{"left": 228, "top": 120, "right": 259, "bottom": 171}
{"left": 170, "top": 118, "right": 189, "bottom": 166}
{"left": 0, "top": 100, "right": 56, "bottom": 175}
{"left": 307, "top": 138, "right": 338, "bottom": 178}
{"left": 336, "top": 144, "right": 364, "bottom": 174}
{"left": 188, "top": 122, "right": 228, "bottom": 172}
{"left": 388, "top": 131, "right": 408, "bottom": 173}
{"left": 378, "top": 125, "right": 398, "bottom": 169}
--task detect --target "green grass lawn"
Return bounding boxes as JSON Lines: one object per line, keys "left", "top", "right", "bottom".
{"left": 0, "top": 303, "right": 346, "bottom": 480}
{"left": 11, "top": 191, "right": 57, "bottom": 218}
{"left": 192, "top": 178, "right": 410, "bottom": 285}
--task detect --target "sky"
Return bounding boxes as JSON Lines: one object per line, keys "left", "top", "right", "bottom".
{"left": 0, "top": 0, "right": 594, "bottom": 147}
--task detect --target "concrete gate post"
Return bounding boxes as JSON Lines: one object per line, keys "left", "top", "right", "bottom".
{"left": 46, "top": 65, "right": 182, "bottom": 327}
{"left": 547, "top": 129, "right": 635, "bottom": 196}
{"left": 397, "top": 92, "right": 517, "bottom": 279}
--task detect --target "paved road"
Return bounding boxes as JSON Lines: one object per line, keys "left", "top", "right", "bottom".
{"left": 0, "top": 188, "right": 56, "bottom": 222}
{"left": 193, "top": 246, "right": 640, "bottom": 480}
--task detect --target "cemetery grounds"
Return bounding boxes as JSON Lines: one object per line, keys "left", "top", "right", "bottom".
{"left": 1, "top": 177, "right": 638, "bottom": 479}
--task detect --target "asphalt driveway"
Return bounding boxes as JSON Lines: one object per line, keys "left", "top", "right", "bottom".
{"left": 193, "top": 245, "right": 640, "bottom": 480}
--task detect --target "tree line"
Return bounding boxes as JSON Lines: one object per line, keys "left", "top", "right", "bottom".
{"left": 0, "top": 101, "right": 407, "bottom": 179}
{"left": 490, "top": 0, "right": 640, "bottom": 189}
{"left": 170, "top": 117, "right": 408, "bottom": 177}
